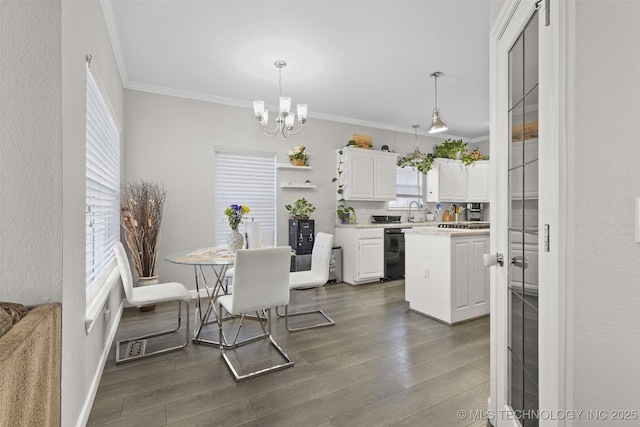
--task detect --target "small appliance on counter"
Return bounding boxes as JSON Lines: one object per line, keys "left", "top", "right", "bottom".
{"left": 466, "top": 203, "right": 484, "bottom": 221}
{"left": 371, "top": 215, "right": 401, "bottom": 224}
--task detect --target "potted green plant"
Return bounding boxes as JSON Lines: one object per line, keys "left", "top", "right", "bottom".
{"left": 332, "top": 148, "right": 356, "bottom": 223}
{"left": 285, "top": 197, "right": 316, "bottom": 219}
{"left": 287, "top": 146, "right": 309, "bottom": 166}
{"left": 433, "top": 138, "right": 468, "bottom": 159}
{"left": 336, "top": 203, "right": 355, "bottom": 224}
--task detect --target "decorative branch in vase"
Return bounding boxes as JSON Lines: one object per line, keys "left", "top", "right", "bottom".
{"left": 121, "top": 181, "right": 166, "bottom": 310}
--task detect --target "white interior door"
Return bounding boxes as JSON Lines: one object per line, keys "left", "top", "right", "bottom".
{"left": 489, "top": 1, "right": 565, "bottom": 426}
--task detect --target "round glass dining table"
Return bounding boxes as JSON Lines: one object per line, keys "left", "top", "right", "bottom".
{"left": 165, "top": 247, "right": 235, "bottom": 345}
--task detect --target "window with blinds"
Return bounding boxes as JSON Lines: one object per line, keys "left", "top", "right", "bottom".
{"left": 214, "top": 149, "right": 276, "bottom": 247}
{"left": 388, "top": 166, "right": 423, "bottom": 209}
{"left": 86, "top": 66, "right": 120, "bottom": 302}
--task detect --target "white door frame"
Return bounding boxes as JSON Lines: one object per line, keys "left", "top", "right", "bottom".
{"left": 489, "top": 1, "right": 570, "bottom": 425}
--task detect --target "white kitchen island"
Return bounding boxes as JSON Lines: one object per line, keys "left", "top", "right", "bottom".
{"left": 404, "top": 227, "right": 490, "bottom": 325}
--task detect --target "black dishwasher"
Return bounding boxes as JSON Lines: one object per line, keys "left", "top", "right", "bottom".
{"left": 384, "top": 228, "right": 405, "bottom": 280}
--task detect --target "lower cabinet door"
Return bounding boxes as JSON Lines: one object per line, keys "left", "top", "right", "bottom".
{"left": 357, "top": 238, "right": 384, "bottom": 280}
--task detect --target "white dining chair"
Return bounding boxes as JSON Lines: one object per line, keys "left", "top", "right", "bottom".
{"left": 217, "top": 246, "right": 294, "bottom": 381}
{"left": 113, "top": 241, "right": 191, "bottom": 364}
{"left": 277, "top": 232, "right": 336, "bottom": 332}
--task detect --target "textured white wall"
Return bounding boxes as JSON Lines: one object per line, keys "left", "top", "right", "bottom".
{"left": 0, "top": 0, "right": 63, "bottom": 304}
{"left": 60, "top": 1, "right": 125, "bottom": 425}
{"left": 572, "top": 0, "right": 640, "bottom": 414}
{"left": 123, "top": 90, "right": 446, "bottom": 288}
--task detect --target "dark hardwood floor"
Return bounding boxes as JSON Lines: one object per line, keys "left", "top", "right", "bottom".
{"left": 88, "top": 280, "right": 490, "bottom": 426}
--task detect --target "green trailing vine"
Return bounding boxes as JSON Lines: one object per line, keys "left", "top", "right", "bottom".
{"left": 332, "top": 148, "right": 356, "bottom": 222}
{"left": 397, "top": 139, "right": 489, "bottom": 174}
{"left": 396, "top": 149, "right": 435, "bottom": 174}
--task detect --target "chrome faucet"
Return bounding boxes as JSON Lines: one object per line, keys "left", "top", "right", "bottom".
{"left": 408, "top": 201, "right": 420, "bottom": 223}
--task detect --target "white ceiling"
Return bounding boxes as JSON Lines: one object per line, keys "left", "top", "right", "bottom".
{"left": 104, "top": 0, "right": 491, "bottom": 140}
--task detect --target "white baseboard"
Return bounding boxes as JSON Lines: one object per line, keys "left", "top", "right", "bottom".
{"left": 76, "top": 299, "right": 125, "bottom": 427}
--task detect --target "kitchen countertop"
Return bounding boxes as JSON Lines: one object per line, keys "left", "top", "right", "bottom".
{"left": 334, "top": 222, "right": 439, "bottom": 229}
{"left": 404, "top": 227, "right": 490, "bottom": 237}
{"left": 334, "top": 221, "right": 490, "bottom": 236}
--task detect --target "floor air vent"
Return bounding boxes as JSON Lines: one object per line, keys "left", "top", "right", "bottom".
{"left": 124, "top": 340, "right": 146, "bottom": 359}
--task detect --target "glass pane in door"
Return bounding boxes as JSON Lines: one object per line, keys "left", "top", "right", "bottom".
{"left": 507, "top": 8, "right": 539, "bottom": 427}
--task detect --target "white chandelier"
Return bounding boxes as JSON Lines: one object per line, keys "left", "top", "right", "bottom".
{"left": 252, "top": 60, "right": 307, "bottom": 138}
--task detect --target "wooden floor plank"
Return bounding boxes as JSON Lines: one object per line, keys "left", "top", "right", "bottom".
{"left": 88, "top": 280, "right": 490, "bottom": 426}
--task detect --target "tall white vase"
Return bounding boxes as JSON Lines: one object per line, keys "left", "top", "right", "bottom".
{"left": 226, "top": 228, "right": 244, "bottom": 253}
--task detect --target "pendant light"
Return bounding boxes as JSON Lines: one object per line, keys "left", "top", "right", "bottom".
{"left": 428, "top": 71, "right": 448, "bottom": 134}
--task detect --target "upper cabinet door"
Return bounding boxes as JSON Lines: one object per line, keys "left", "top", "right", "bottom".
{"left": 373, "top": 153, "right": 398, "bottom": 200}
{"left": 466, "top": 161, "right": 491, "bottom": 202}
{"left": 344, "top": 149, "right": 374, "bottom": 199}
{"left": 440, "top": 160, "right": 467, "bottom": 201}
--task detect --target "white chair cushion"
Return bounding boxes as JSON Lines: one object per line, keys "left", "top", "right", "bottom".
{"left": 129, "top": 282, "right": 191, "bottom": 306}
{"left": 289, "top": 271, "right": 326, "bottom": 290}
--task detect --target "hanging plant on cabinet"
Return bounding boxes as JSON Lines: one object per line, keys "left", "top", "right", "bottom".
{"left": 397, "top": 149, "right": 435, "bottom": 174}
{"left": 398, "top": 137, "right": 489, "bottom": 174}
{"left": 332, "top": 149, "right": 356, "bottom": 223}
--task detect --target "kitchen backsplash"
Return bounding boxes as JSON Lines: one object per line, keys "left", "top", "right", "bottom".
{"left": 348, "top": 201, "right": 491, "bottom": 223}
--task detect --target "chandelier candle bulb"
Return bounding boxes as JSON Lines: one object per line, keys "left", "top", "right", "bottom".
{"left": 279, "top": 96, "right": 291, "bottom": 115}
{"left": 285, "top": 114, "right": 295, "bottom": 129}
{"left": 253, "top": 100, "right": 265, "bottom": 119}
{"left": 297, "top": 104, "right": 308, "bottom": 122}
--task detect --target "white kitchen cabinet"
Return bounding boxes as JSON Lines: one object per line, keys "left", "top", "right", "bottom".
{"left": 466, "top": 161, "right": 490, "bottom": 202}
{"left": 426, "top": 159, "right": 467, "bottom": 202}
{"left": 334, "top": 227, "right": 384, "bottom": 285}
{"left": 426, "top": 159, "right": 490, "bottom": 203}
{"left": 405, "top": 231, "right": 489, "bottom": 324}
{"left": 338, "top": 147, "right": 398, "bottom": 201}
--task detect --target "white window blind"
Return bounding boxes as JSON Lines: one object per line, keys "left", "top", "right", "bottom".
{"left": 214, "top": 149, "right": 276, "bottom": 247}
{"left": 388, "top": 166, "right": 423, "bottom": 209}
{"left": 86, "top": 66, "right": 120, "bottom": 302}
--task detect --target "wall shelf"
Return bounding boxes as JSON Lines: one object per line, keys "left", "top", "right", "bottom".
{"left": 277, "top": 163, "right": 312, "bottom": 171}
{"left": 280, "top": 183, "right": 316, "bottom": 189}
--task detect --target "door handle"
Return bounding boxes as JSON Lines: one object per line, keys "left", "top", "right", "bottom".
{"left": 511, "top": 255, "right": 529, "bottom": 269}
{"left": 483, "top": 253, "right": 504, "bottom": 267}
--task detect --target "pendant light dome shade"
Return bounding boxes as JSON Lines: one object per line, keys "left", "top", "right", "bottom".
{"left": 428, "top": 71, "right": 448, "bottom": 134}
{"left": 428, "top": 108, "right": 447, "bottom": 134}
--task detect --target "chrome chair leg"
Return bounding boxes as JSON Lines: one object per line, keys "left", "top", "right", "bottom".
{"left": 218, "top": 307, "right": 294, "bottom": 381}
{"left": 276, "top": 304, "right": 335, "bottom": 332}
{"left": 116, "top": 300, "right": 190, "bottom": 364}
